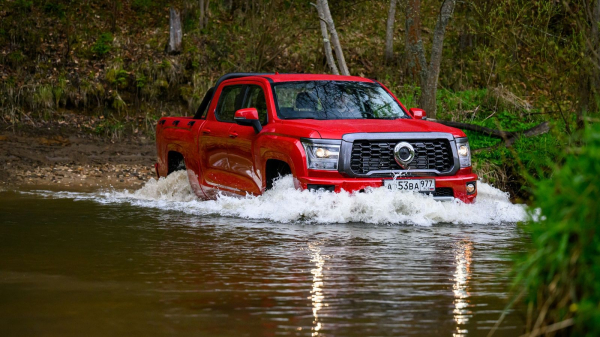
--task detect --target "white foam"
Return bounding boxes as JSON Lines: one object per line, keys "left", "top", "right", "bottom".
{"left": 80, "top": 171, "right": 527, "bottom": 226}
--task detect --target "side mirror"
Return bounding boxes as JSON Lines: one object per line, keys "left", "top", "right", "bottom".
{"left": 409, "top": 108, "right": 426, "bottom": 120}
{"left": 234, "top": 108, "right": 262, "bottom": 133}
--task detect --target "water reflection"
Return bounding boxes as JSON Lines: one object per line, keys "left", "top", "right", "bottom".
{"left": 453, "top": 240, "right": 473, "bottom": 337}
{"left": 309, "top": 242, "right": 325, "bottom": 336}
{"left": 0, "top": 189, "right": 527, "bottom": 337}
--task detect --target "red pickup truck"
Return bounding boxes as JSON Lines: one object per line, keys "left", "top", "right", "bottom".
{"left": 155, "top": 73, "right": 478, "bottom": 203}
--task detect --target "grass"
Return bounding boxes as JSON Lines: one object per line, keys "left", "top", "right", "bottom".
{"left": 33, "top": 85, "right": 54, "bottom": 110}
{"left": 509, "top": 123, "right": 600, "bottom": 336}
{"left": 409, "top": 87, "right": 567, "bottom": 199}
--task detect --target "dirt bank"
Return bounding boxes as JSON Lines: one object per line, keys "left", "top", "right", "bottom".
{"left": 0, "top": 127, "right": 157, "bottom": 190}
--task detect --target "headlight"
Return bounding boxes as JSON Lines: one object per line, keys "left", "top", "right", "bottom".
{"left": 456, "top": 138, "right": 471, "bottom": 168}
{"left": 301, "top": 139, "right": 341, "bottom": 170}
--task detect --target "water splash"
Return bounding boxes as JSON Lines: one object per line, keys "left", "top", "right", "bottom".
{"left": 83, "top": 171, "right": 527, "bottom": 226}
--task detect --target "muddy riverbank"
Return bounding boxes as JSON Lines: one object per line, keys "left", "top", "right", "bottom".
{"left": 0, "top": 127, "right": 156, "bottom": 190}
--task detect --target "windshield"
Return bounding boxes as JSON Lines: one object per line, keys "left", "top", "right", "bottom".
{"left": 272, "top": 81, "right": 408, "bottom": 120}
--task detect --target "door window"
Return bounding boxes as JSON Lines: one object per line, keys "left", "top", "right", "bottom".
{"left": 215, "top": 85, "right": 244, "bottom": 122}
{"left": 243, "top": 85, "right": 268, "bottom": 125}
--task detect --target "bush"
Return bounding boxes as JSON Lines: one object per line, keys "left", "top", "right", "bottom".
{"left": 132, "top": 0, "right": 153, "bottom": 11}
{"left": 91, "top": 33, "right": 113, "bottom": 58}
{"left": 513, "top": 124, "right": 600, "bottom": 336}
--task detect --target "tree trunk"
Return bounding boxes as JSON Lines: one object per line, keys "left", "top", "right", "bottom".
{"left": 204, "top": 0, "right": 210, "bottom": 28}
{"left": 590, "top": 0, "right": 600, "bottom": 69}
{"left": 575, "top": 0, "right": 600, "bottom": 130}
{"left": 587, "top": 0, "right": 600, "bottom": 128}
{"left": 111, "top": 0, "right": 118, "bottom": 33}
{"left": 405, "top": 0, "right": 427, "bottom": 85}
{"left": 418, "top": 0, "right": 456, "bottom": 119}
{"left": 199, "top": 0, "right": 205, "bottom": 29}
{"left": 319, "top": 0, "right": 350, "bottom": 76}
{"left": 315, "top": 1, "right": 339, "bottom": 75}
{"left": 384, "top": 0, "right": 397, "bottom": 64}
{"left": 166, "top": 7, "right": 182, "bottom": 54}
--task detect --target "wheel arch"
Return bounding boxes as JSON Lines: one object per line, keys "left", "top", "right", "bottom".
{"left": 167, "top": 150, "right": 186, "bottom": 174}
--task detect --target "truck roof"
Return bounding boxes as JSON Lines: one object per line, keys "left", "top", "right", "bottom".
{"left": 214, "top": 73, "right": 375, "bottom": 87}
{"left": 260, "top": 73, "right": 375, "bottom": 83}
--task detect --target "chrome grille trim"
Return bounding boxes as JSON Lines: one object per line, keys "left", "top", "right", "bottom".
{"left": 338, "top": 132, "right": 459, "bottom": 178}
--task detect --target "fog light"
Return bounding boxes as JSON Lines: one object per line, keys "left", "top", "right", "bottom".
{"left": 307, "top": 184, "right": 335, "bottom": 192}
{"left": 466, "top": 182, "right": 476, "bottom": 195}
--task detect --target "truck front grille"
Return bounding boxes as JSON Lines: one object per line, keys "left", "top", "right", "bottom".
{"left": 350, "top": 139, "right": 453, "bottom": 175}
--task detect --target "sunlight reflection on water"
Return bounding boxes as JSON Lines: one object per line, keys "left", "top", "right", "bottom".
{"left": 453, "top": 240, "right": 473, "bottom": 337}
{"left": 309, "top": 242, "right": 325, "bottom": 336}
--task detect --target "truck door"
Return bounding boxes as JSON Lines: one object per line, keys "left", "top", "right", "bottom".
{"left": 227, "top": 84, "right": 269, "bottom": 195}
{"left": 198, "top": 84, "right": 244, "bottom": 197}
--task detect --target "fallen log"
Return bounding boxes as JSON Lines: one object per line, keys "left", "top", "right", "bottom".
{"left": 435, "top": 120, "right": 551, "bottom": 152}
{"left": 505, "top": 121, "right": 550, "bottom": 147}
{"left": 436, "top": 120, "right": 516, "bottom": 140}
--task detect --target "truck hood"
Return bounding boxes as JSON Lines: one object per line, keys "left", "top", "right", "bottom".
{"left": 280, "top": 119, "right": 466, "bottom": 139}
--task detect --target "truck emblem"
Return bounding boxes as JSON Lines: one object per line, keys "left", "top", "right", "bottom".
{"left": 394, "top": 142, "right": 415, "bottom": 169}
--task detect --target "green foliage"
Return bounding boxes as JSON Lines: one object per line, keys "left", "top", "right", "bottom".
{"left": 52, "top": 77, "right": 67, "bottom": 108}
{"left": 6, "top": 51, "right": 25, "bottom": 68}
{"left": 33, "top": 85, "right": 54, "bottom": 109}
{"left": 135, "top": 74, "right": 147, "bottom": 89}
{"left": 132, "top": 0, "right": 154, "bottom": 11}
{"left": 111, "top": 92, "right": 126, "bottom": 113}
{"left": 437, "top": 89, "right": 488, "bottom": 116}
{"left": 91, "top": 33, "right": 113, "bottom": 58}
{"left": 183, "top": 14, "right": 196, "bottom": 32}
{"left": 107, "top": 69, "right": 128, "bottom": 89}
{"left": 95, "top": 118, "right": 125, "bottom": 139}
{"left": 0, "top": 0, "right": 595, "bottom": 143}
{"left": 12, "top": 0, "right": 33, "bottom": 12}
{"left": 394, "top": 84, "right": 420, "bottom": 109}
{"left": 43, "top": 2, "right": 66, "bottom": 19}
{"left": 513, "top": 124, "right": 600, "bottom": 336}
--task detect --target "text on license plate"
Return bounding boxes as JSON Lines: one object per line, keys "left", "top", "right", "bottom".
{"left": 383, "top": 179, "right": 435, "bottom": 192}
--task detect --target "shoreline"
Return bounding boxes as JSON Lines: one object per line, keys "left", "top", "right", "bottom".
{"left": 0, "top": 129, "right": 156, "bottom": 191}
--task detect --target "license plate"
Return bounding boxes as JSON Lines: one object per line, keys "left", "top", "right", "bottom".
{"left": 383, "top": 179, "right": 435, "bottom": 192}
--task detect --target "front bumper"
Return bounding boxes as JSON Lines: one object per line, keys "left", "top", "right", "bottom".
{"left": 296, "top": 172, "right": 478, "bottom": 203}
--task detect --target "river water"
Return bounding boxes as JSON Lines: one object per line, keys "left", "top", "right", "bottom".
{"left": 0, "top": 172, "right": 529, "bottom": 336}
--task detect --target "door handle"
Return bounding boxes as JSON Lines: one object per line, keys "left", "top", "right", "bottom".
{"left": 202, "top": 129, "right": 211, "bottom": 134}
{"left": 229, "top": 132, "right": 238, "bottom": 138}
